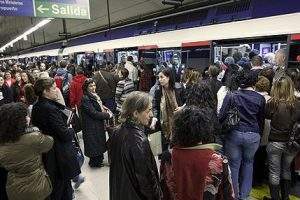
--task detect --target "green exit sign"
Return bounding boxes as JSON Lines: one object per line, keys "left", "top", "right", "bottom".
{"left": 34, "top": 0, "right": 90, "bottom": 19}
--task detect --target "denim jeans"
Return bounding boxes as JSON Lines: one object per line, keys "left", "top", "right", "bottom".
{"left": 266, "top": 142, "right": 298, "bottom": 185}
{"left": 225, "top": 130, "right": 260, "bottom": 199}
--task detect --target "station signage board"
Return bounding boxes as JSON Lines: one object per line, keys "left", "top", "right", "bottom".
{"left": 0, "top": 0, "right": 90, "bottom": 19}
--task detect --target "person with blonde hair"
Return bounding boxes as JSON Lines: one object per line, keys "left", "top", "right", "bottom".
{"left": 265, "top": 76, "right": 300, "bottom": 200}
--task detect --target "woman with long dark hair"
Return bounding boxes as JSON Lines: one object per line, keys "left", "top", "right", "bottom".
{"left": 19, "top": 71, "right": 34, "bottom": 103}
{"left": 152, "top": 68, "right": 184, "bottom": 151}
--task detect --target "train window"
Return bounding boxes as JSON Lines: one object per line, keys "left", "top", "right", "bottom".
{"left": 214, "top": 42, "right": 287, "bottom": 64}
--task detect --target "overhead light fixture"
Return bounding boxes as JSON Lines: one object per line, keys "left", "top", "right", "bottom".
{"left": 0, "top": 18, "right": 53, "bottom": 52}
{"left": 162, "top": 0, "right": 184, "bottom": 6}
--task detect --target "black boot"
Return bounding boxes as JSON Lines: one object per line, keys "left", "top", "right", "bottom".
{"left": 280, "top": 179, "right": 291, "bottom": 200}
{"left": 263, "top": 184, "right": 280, "bottom": 200}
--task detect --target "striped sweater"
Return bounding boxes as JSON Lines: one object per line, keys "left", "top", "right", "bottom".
{"left": 115, "top": 78, "right": 135, "bottom": 112}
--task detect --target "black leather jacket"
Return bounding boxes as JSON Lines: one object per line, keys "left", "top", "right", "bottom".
{"left": 109, "top": 121, "right": 162, "bottom": 200}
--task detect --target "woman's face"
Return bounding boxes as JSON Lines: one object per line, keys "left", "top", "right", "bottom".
{"left": 4, "top": 72, "right": 11, "bottom": 80}
{"left": 134, "top": 103, "right": 153, "bottom": 127}
{"left": 21, "top": 73, "right": 28, "bottom": 83}
{"left": 15, "top": 73, "right": 21, "bottom": 82}
{"left": 0, "top": 77, "right": 4, "bottom": 86}
{"left": 158, "top": 72, "right": 170, "bottom": 87}
{"left": 87, "top": 82, "right": 96, "bottom": 93}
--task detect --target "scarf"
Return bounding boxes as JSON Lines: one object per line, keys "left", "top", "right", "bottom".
{"left": 91, "top": 92, "right": 105, "bottom": 111}
{"left": 161, "top": 87, "right": 178, "bottom": 139}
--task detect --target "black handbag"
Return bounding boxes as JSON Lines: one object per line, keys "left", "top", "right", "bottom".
{"left": 71, "top": 106, "right": 82, "bottom": 133}
{"left": 287, "top": 122, "right": 300, "bottom": 151}
{"left": 222, "top": 92, "right": 240, "bottom": 133}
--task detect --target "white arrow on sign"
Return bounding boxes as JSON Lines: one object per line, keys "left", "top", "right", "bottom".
{"left": 37, "top": 5, "right": 50, "bottom": 14}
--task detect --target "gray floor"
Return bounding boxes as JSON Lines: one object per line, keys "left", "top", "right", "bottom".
{"left": 74, "top": 152, "right": 110, "bottom": 200}
{"left": 74, "top": 133, "right": 109, "bottom": 200}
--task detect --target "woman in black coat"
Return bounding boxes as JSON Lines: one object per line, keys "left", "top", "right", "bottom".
{"left": 80, "top": 78, "right": 112, "bottom": 168}
{"left": 31, "top": 78, "right": 80, "bottom": 200}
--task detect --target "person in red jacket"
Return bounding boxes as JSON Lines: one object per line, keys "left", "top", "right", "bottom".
{"left": 160, "top": 106, "right": 234, "bottom": 200}
{"left": 69, "top": 67, "right": 87, "bottom": 109}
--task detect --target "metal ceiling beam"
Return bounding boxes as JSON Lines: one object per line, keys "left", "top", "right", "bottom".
{"left": 13, "top": 0, "right": 235, "bottom": 55}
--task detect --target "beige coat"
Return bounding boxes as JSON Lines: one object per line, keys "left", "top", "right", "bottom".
{"left": 0, "top": 131, "right": 53, "bottom": 200}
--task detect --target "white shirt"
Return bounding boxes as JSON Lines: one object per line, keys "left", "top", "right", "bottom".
{"left": 217, "top": 86, "right": 229, "bottom": 114}
{"left": 125, "top": 61, "right": 138, "bottom": 82}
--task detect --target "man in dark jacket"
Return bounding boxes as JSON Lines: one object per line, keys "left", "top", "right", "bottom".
{"left": 93, "top": 66, "right": 120, "bottom": 113}
{"left": 31, "top": 78, "right": 80, "bottom": 200}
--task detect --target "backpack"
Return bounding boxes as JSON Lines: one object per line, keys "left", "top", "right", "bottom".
{"left": 287, "top": 122, "right": 300, "bottom": 151}
{"left": 221, "top": 92, "right": 240, "bottom": 133}
{"left": 54, "top": 72, "right": 71, "bottom": 105}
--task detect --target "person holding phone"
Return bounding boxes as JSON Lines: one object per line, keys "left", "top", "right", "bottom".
{"left": 80, "top": 78, "right": 112, "bottom": 168}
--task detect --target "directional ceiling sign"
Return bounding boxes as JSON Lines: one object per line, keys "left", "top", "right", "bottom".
{"left": 34, "top": 0, "right": 90, "bottom": 19}
{"left": 0, "top": 0, "right": 90, "bottom": 19}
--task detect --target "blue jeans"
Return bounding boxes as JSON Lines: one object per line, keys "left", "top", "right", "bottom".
{"left": 225, "top": 130, "right": 260, "bottom": 199}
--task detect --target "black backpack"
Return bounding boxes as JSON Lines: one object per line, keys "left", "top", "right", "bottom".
{"left": 222, "top": 92, "right": 240, "bottom": 133}
{"left": 287, "top": 122, "right": 300, "bottom": 151}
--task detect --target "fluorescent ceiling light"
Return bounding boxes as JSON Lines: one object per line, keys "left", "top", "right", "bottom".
{"left": 0, "top": 18, "right": 53, "bottom": 52}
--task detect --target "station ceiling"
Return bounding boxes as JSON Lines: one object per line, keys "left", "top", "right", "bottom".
{"left": 0, "top": 0, "right": 224, "bottom": 54}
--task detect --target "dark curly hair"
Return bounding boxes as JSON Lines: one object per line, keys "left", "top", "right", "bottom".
{"left": 236, "top": 69, "right": 258, "bottom": 88}
{"left": 0, "top": 103, "right": 27, "bottom": 144}
{"left": 82, "top": 78, "right": 95, "bottom": 95}
{"left": 172, "top": 106, "right": 218, "bottom": 147}
{"left": 186, "top": 81, "right": 217, "bottom": 110}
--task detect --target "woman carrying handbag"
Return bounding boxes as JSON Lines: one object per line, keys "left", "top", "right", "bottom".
{"left": 80, "top": 78, "right": 113, "bottom": 168}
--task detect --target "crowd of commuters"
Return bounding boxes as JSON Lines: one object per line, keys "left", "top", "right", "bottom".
{"left": 0, "top": 48, "right": 299, "bottom": 200}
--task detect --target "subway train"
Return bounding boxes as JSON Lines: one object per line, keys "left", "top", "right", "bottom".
{"left": 0, "top": 9, "right": 300, "bottom": 71}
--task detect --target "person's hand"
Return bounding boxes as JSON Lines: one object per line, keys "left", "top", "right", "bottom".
{"left": 174, "top": 105, "right": 185, "bottom": 113}
{"left": 103, "top": 105, "right": 109, "bottom": 110}
{"left": 108, "top": 111, "right": 113, "bottom": 118}
{"left": 150, "top": 117, "right": 158, "bottom": 130}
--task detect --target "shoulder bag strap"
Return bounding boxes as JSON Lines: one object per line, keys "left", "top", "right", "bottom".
{"left": 98, "top": 71, "right": 113, "bottom": 91}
